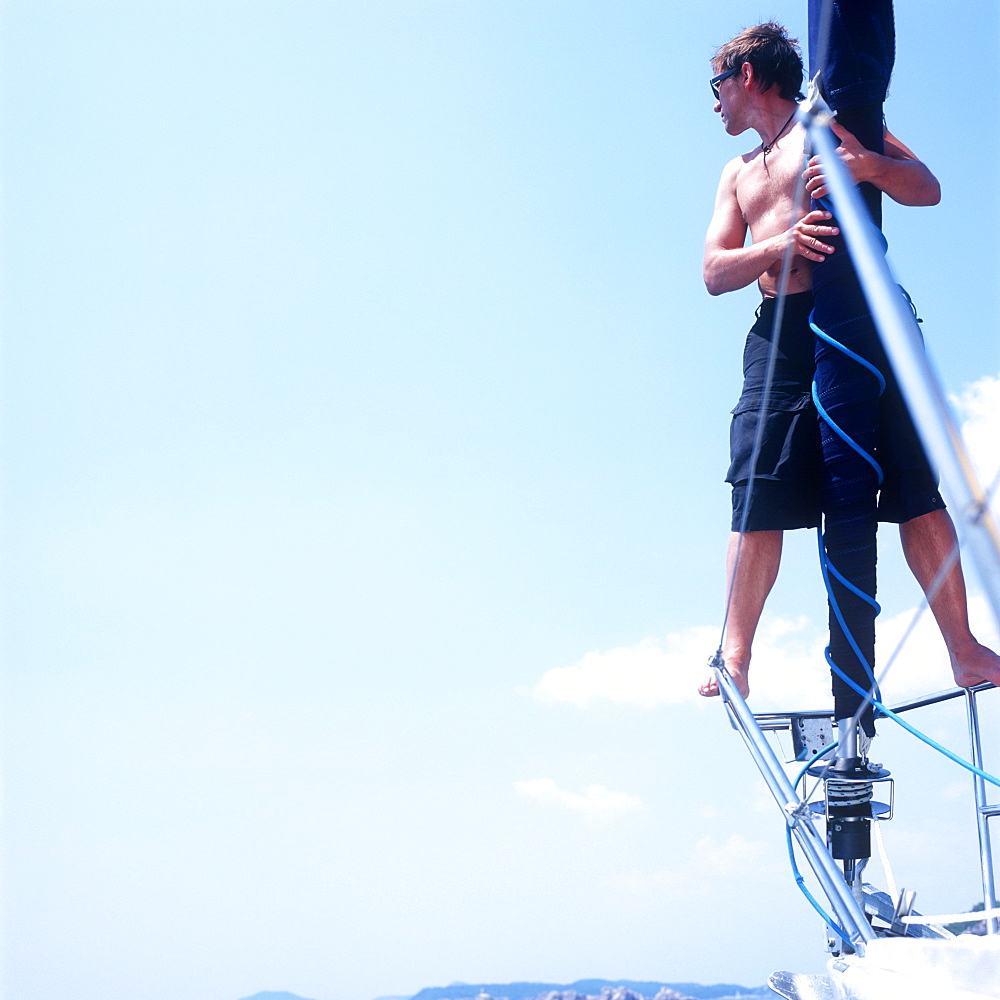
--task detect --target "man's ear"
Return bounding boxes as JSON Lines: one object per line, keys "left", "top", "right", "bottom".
{"left": 740, "top": 61, "right": 755, "bottom": 88}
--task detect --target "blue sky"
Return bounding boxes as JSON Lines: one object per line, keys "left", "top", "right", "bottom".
{"left": 2, "top": 3, "right": 999, "bottom": 1000}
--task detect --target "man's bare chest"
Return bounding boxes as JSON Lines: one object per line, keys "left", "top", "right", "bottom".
{"left": 735, "top": 147, "right": 807, "bottom": 236}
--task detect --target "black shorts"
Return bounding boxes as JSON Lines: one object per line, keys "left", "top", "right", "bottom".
{"left": 727, "top": 293, "right": 944, "bottom": 532}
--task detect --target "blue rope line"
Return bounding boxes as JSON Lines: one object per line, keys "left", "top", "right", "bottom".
{"left": 814, "top": 458, "right": 1000, "bottom": 771}
{"left": 809, "top": 312, "right": 885, "bottom": 484}
{"left": 811, "top": 304, "right": 885, "bottom": 705}
{"left": 810, "top": 317, "right": 887, "bottom": 392}
{"left": 810, "top": 383, "right": 885, "bottom": 485}
{"left": 816, "top": 528, "right": 883, "bottom": 705}
{"left": 783, "top": 741, "right": 863, "bottom": 941}
{"left": 809, "top": 315, "right": 1000, "bottom": 788}
{"left": 821, "top": 654, "right": 1000, "bottom": 789}
{"left": 826, "top": 559, "right": 881, "bottom": 612}
{"left": 793, "top": 741, "right": 839, "bottom": 788}
{"left": 785, "top": 824, "right": 852, "bottom": 943}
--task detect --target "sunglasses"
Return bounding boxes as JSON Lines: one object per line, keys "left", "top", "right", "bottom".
{"left": 710, "top": 66, "right": 740, "bottom": 100}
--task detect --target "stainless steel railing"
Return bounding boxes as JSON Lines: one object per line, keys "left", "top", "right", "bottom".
{"left": 745, "top": 679, "right": 998, "bottom": 938}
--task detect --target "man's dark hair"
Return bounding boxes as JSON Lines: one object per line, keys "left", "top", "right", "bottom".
{"left": 713, "top": 22, "right": 804, "bottom": 102}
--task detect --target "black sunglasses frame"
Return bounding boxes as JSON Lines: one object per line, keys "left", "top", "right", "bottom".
{"left": 710, "top": 66, "right": 740, "bottom": 100}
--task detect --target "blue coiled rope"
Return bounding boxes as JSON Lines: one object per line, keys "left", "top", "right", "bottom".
{"left": 810, "top": 306, "right": 885, "bottom": 713}
{"left": 809, "top": 312, "right": 1000, "bottom": 790}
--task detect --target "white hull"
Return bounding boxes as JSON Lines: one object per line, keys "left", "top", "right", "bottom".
{"left": 771, "top": 935, "right": 1000, "bottom": 999}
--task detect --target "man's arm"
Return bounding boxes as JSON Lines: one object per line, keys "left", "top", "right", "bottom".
{"left": 804, "top": 122, "right": 941, "bottom": 206}
{"left": 703, "top": 159, "right": 839, "bottom": 296}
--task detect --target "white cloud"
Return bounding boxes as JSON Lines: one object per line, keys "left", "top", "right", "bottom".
{"left": 611, "top": 833, "right": 772, "bottom": 894}
{"left": 953, "top": 373, "right": 1000, "bottom": 504}
{"left": 530, "top": 372, "right": 1000, "bottom": 717}
{"left": 533, "top": 617, "right": 832, "bottom": 711}
{"left": 531, "top": 628, "right": 715, "bottom": 708}
{"left": 533, "top": 595, "right": 996, "bottom": 715}
{"left": 514, "top": 777, "right": 645, "bottom": 823}
{"left": 873, "top": 593, "right": 999, "bottom": 700}
{"left": 691, "top": 832, "right": 769, "bottom": 875}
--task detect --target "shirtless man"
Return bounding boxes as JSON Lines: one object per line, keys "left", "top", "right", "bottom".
{"left": 696, "top": 22, "right": 1000, "bottom": 699}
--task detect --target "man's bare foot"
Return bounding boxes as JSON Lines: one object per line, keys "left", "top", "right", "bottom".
{"left": 951, "top": 641, "right": 1000, "bottom": 688}
{"left": 698, "top": 660, "right": 750, "bottom": 699}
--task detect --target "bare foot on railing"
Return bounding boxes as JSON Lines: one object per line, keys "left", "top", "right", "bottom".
{"left": 951, "top": 641, "right": 1000, "bottom": 689}
{"left": 699, "top": 658, "right": 750, "bottom": 699}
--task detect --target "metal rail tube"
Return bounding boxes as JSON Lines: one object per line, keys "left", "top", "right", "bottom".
{"left": 722, "top": 707, "right": 867, "bottom": 941}
{"left": 751, "top": 684, "right": 993, "bottom": 726}
{"left": 714, "top": 666, "right": 875, "bottom": 945}
{"left": 966, "top": 689, "right": 999, "bottom": 934}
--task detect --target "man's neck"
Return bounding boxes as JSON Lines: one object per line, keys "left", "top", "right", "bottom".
{"left": 749, "top": 98, "right": 799, "bottom": 148}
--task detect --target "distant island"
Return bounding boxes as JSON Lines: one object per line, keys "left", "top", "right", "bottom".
{"left": 408, "top": 980, "right": 770, "bottom": 1000}
{"left": 240, "top": 978, "right": 771, "bottom": 1000}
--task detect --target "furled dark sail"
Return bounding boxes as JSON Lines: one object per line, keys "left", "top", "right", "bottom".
{"left": 808, "top": 0, "right": 896, "bottom": 733}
